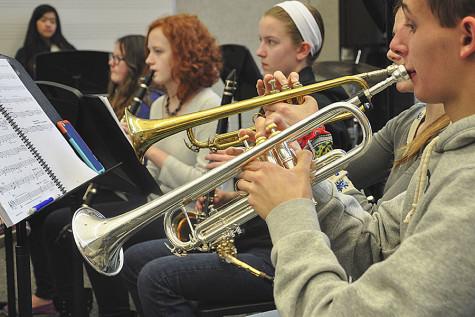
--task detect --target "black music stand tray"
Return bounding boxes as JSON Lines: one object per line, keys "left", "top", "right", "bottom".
{"left": 35, "top": 50, "right": 110, "bottom": 95}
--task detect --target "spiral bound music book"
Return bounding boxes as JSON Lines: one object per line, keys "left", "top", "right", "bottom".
{"left": 0, "top": 58, "right": 98, "bottom": 227}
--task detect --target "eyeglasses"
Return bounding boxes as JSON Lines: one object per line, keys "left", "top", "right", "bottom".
{"left": 109, "top": 53, "right": 125, "bottom": 64}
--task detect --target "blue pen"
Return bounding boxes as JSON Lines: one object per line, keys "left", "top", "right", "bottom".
{"left": 29, "top": 196, "right": 54, "bottom": 214}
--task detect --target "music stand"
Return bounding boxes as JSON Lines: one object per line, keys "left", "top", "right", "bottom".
{"left": 0, "top": 55, "right": 110, "bottom": 317}
{"left": 36, "top": 82, "right": 160, "bottom": 196}
{"left": 35, "top": 51, "right": 110, "bottom": 95}
{"left": 0, "top": 55, "right": 158, "bottom": 317}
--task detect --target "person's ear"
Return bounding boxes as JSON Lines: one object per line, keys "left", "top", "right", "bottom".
{"left": 460, "top": 16, "right": 475, "bottom": 59}
{"left": 296, "top": 42, "right": 312, "bottom": 62}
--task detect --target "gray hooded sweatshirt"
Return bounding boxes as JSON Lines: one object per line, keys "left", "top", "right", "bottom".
{"left": 265, "top": 113, "right": 475, "bottom": 317}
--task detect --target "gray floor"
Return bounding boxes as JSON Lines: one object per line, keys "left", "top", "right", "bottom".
{"left": 0, "top": 232, "right": 100, "bottom": 317}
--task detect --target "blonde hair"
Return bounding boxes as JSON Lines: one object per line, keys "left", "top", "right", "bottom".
{"left": 394, "top": 113, "right": 450, "bottom": 167}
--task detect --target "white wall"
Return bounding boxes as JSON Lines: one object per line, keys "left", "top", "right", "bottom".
{"left": 0, "top": 0, "right": 176, "bottom": 58}
{"left": 175, "top": 0, "right": 340, "bottom": 131}
{"left": 0, "top": 0, "right": 340, "bottom": 132}
{"left": 0, "top": 1, "right": 338, "bottom": 65}
{"left": 176, "top": 0, "right": 339, "bottom": 67}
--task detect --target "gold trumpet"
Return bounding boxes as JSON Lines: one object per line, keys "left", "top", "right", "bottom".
{"left": 185, "top": 63, "right": 401, "bottom": 152}
{"left": 126, "top": 74, "right": 370, "bottom": 160}
{"left": 72, "top": 65, "right": 409, "bottom": 277}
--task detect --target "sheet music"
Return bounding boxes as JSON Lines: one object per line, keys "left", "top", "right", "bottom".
{"left": 0, "top": 59, "right": 97, "bottom": 226}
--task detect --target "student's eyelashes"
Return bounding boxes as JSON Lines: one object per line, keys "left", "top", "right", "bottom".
{"left": 403, "top": 19, "right": 416, "bottom": 33}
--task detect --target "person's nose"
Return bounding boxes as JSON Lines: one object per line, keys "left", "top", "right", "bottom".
{"left": 256, "top": 42, "right": 266, "bottom": 58}
{"left": 389, "top": 32, "right": 408, "bottom": 60}
{"left": 145, "top": 52, "right": 153, "bottom": 66}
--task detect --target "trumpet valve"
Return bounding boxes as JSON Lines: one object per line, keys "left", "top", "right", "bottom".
{"left": 255, "top": 135, "right": 267, "bottom": 145}
{"left": 280, "top": 83, "right": 294, "bottom": 104}
{"left": 268, "top": 79, "right": 280, "bottom": 95}
{"left": 266, "top": 123, "right": 280, "bottom": 138}
{"left": 292, "top": 81, "right": 304, "bottom": 104}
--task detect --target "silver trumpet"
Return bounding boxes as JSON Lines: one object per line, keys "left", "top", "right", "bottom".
{"left": 72, "top": 65, "right": 409, "bottom": 276}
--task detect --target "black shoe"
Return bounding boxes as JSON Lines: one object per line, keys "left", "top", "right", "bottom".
{"left": 53, "top": 287, "right": 93, "bottom": 317}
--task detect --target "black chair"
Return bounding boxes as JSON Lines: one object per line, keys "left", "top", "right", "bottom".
{"left": 198, "top": 301, "right": 275, "bottom": 317}
{"left": 220, "top": 44, "right": 261, "bottom": 101}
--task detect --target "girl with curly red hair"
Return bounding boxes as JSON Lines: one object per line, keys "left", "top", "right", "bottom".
{"left": 143, "top": 14, "right": 222, "bottom": 195}
{"left": 122, "top": 14, "right": 275, "bottom": 317}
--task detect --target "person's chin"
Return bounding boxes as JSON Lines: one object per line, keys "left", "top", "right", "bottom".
{"left": 396, "top": 81, "right": 414, "bottom": 94}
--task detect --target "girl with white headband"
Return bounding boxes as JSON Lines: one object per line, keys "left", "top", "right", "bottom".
{"left": 257, "top": 0, "right": 352, "bottom": 151}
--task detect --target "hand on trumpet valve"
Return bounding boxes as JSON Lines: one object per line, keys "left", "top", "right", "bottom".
{"left": 256, "top": 71, "right": 299, "bottom": 96}
{"left": 258, "top": 71, "right": 320, "bottom": 127}
{"left": 205, "top": 146, "right": 245, "bottom": 170}
{"left": 238, "top": 149, "right": 313, "bottom": 219}
{"left": 195, "top": 189, "right": 241, "bottom": 212}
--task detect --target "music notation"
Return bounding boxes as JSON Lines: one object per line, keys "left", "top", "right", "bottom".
{"left": 22, "top": 124, "right": 53, "bottom": 134}
{"left": 10, "top": 109, "right": 43, "bottom": 118}
{"left": 0, "top": 58, "right": 98, "bottom": 226}
{"left": 0, "top": 145, "right": 28, "bottom": 158}
{"left": 0, "top": 158, "right": 37, "bottom": 176}
{"left": 0, "top": 169, "right": 48, "bottom": 193}
{"left": 0, "top": 132, "right": 20, "bottom": 145}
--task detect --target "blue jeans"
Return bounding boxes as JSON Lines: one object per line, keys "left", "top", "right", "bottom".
{"left": 122, "top": 238, "right": 274, "bottom": 317}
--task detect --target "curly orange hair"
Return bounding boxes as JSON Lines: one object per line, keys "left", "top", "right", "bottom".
{"left": 146, "top": 14, "right": 222, "bottom": 103}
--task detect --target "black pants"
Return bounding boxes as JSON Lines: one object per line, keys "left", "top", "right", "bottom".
{"left": 42, "top": 191, "right": 165, "bottom": 316}
{"left": 29, "top": 211, "right": 55, "bottom": 300}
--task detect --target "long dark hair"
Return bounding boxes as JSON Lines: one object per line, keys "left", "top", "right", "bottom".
{"left": 107, "top": 35, "right": 148, "bottom": 119}
{"left": 19, "top": 4, "right": 75, "bottom": 75}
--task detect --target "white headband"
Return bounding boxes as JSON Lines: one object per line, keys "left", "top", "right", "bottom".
{"left": 275, "top": 1, "right": 322, "bottom": 56}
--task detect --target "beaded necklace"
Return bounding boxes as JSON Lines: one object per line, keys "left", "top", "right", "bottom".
{"left": 164, "top": 95, "right": 183, "bottom": 116}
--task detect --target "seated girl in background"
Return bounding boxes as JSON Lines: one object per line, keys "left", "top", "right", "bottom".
{"left": 108, "top": 34, "right": 162, "bottom": 120}
{"left": 15, "top": 4, "right": 75, "bottom": 78}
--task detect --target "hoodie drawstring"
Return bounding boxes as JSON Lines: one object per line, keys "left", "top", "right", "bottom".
{"left": 404, "top": 136, "right": 439, "bottom": 224}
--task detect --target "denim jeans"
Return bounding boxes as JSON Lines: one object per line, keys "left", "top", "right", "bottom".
{"left": 122, "top": 238, "right": 274, "bottom": 317}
